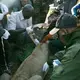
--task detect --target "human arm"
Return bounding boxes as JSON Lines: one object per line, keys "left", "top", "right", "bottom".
{"left": 51, "top": 44, "right": 80, "bottom": 80}
{"left": 9, "top": 29, "right": 26, "bottom": 36}
{"left": 27, "top": 17, "right": 32, "bottom": 28}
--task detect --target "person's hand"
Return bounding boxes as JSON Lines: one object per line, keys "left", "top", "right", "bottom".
{"left": 53, "top": 59, "right": 62, "bottom": 67}
{"left": 26, "top": 27, "right": 33, "bottom": 34}
{"left": 34, "top": 38, "right": 40, "bottom": 45}
{"left": 42, "top": 62, "right": 49, "bottom": 72}
{"left": 42, "top": 23, "right": 49, "bottom": 29}
{"left": 1, "top": 29, "right": 10, "bottom": 39}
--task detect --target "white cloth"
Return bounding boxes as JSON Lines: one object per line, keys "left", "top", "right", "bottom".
{"left": 0, "top": 3, "right": 8, "bottom": 20}
{"left": 7, "top": 10, "right": 32, "bottom": 30}
{"left": 1, "top": 29, "right": 10, "bottom": 39}
{"left": 42, "top": 62, "right": 49, "bottom": 72}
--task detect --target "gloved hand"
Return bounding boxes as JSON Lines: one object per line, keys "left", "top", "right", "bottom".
{"left": 34, "top": 38, "right": 40, "bottom": 45}
{"left": 26, "top": 27, "right": 33, "bottom": 34}
{"left": 1, "top": 29, "right": 10, "bottom": 39}
{"left": 42, "top": 62, "right": 49, "bottom": 72}
{"left": 53, "top": 59, "right": 62, "bottom": 67}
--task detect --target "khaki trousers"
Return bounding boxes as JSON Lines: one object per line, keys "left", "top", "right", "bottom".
{"left": 11, "top": 43, "right": 48, "bottom": 80}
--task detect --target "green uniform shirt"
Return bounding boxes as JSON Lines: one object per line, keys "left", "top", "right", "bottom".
{"left": 50, "top": 28, "right": 80, "bottom": 80}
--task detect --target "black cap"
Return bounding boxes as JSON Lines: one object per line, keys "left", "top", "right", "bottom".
{"left": 56, "top": 13, "right": 77, "bottom": 28}
{"left": 22, "top": 4, "right": 34, "bottom": 19}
